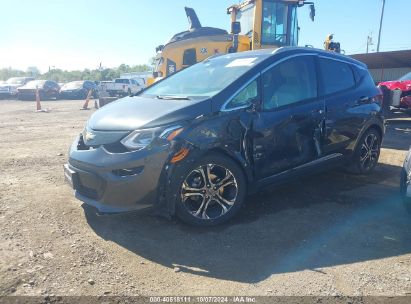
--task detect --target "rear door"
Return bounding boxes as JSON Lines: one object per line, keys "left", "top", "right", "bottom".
{"left": 252, "top": 55, "right": 325, "bottom": 179}
{"left": 319, "top": 57, "right": 365, "bottom": 155}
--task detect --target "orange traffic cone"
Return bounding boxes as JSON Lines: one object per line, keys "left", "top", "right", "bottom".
{"left": 35, "top": 88, "right": 48, "bottom": 113}
{"left": 81, "top": 89, "right": 93, "bottom": 110}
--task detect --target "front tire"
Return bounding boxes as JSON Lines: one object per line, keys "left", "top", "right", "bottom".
{"left": 350, "top": 128, "right": 381, "bottom": 175}
{"left": 171, "top": 153, "right": 247, "bottom": 226}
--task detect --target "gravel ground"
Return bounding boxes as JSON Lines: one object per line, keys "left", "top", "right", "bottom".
{"left": 1, "top": 99, "right": 411, "bottom": 297}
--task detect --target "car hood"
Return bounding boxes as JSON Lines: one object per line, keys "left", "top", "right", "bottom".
{"left": 379, "top": 80, "right": 411, "bottom": 92}
{"left": 88, "top": 95, "right": 212, "bottom": 131}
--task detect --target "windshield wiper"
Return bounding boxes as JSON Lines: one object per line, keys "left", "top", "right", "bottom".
{"left": 156, "top": 95, "right": 190, "bottom": 100}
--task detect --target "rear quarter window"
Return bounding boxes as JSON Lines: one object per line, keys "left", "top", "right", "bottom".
{"left": 319, "top": 58, "right": 355, "bottom": 95}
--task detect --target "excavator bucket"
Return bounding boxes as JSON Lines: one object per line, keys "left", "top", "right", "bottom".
{"left": 184, "top": 7, "right": 202, "bottom": 30}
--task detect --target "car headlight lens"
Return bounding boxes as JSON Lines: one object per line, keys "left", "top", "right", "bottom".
{"left": 121, "top": 129, "right": 156, "bottom": 151}
{"left": 121, "top": 125, "right": 183, "bottom": 151}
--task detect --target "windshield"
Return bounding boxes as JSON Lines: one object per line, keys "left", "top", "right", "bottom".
{"left": 261, "top": 2, "right": 297, "bottom": 46}
{"left": 143, "top": 55, "right": 263, "bottom": 98}
{"left": 7, "top": 77, "right": 26, "bottom": 85}
{"left": 399, "top": 72, "right": 411, "bottom": 81}
{"left": 236, "top": 3, "right": 255, "bottom": 36}
{"left": 62, "top": 81, "right": 83, "bottom": 89}
{"left": 115, "top": 79, "right": 129, "bottom": 84}
{"left": 25, "top": 80, "right": 46, "bottom": 88}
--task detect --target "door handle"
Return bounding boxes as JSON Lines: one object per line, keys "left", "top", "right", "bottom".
{"left": 357, "top": 96, "right": 369, "bottom": 104}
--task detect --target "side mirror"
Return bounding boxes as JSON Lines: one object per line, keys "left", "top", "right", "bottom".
{"left": 245, "top": 98, "right": 259, "bottom": 113}
{"left": 309, "top": 4, "right": 316, "bottom": 21}
{"left": 231, "top": 21, "right": 241, "bottom": 35}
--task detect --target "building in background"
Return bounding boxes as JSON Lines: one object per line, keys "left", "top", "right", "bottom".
{"left": 351, "top": 50, "right": 411, "bottom": 83}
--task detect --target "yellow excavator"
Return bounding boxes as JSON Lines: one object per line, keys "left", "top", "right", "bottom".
{"left": 147, "top": 0, "right": 316, "bottom": 85}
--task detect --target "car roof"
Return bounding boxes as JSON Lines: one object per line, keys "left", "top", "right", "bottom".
{"left": 209, "top": 47, "right": 367, "bottom": 69}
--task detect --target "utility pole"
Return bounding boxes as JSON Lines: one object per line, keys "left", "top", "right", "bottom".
{"left": 367, "top": 34, "right": 373, "bottom": 53}
{"left": 377, "top": 0, "right": 386, "bottom": 52}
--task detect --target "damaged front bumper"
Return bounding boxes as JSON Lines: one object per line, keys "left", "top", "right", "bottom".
{"left": 64, "top": 135, "right": 170, "bottom": 213}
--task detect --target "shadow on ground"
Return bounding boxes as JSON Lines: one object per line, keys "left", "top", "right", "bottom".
{"left": 84, "top": 159, "right": 411, "bottom": 283}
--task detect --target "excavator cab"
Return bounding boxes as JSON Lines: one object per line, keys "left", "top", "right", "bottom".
{"left": 228, "top": 0, "right": 315, "bottom": 49}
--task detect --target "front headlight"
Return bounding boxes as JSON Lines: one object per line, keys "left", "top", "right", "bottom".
{"left": 121, "top": 125, "right": 183, "bottom": 151}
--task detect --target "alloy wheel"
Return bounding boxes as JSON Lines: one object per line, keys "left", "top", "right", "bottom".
{"left": 359, "top": 133, "right": 380, "bottom": 171}
{"left": 181, "top": 164, "right": 238, "bottom": 220}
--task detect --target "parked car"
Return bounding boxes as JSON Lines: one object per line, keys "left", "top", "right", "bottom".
{"left": 401, "top": 147, "right": 411, "bottom": 214}
{"left": 59, "top": 80, "right": 98, "bottom": 99}
{"left": 379, "top": 72, "right": 411, "bottom": 114}
{"left": 0, "top": 77, "right": 35, "bottom": 99}
{"left": 64, "top": 47, "right": 385, "bottom": 226}
{"left": 18, "top": 80, "right": 60, "bottom": 100}
{"left": 105, "top": 78, "right": 144, "bottom": 97}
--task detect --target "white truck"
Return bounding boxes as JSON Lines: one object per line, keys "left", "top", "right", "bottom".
{"left": 105, "top": 78, "right": 144, "bottom": 97}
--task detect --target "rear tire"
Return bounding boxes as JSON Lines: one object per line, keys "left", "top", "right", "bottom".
{"left": 348, "top": 128, "right": 381, "bottom": 175}
{"left": 171, "top": 153, "right": 247, "bottom": 226}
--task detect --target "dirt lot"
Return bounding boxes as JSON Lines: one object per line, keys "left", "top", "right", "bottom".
{"left": 1, "top": 99, "right": 411, "bottom": 297}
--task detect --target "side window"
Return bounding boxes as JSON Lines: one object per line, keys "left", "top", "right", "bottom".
{"left": 262, "top": 56, "right": 317, "bottom": 110}
{"left": 319, "top": 58, "right": 355, "bottom": 95}
{"left": 183, "top": 48, "right": 197, "bottom": 66}
{"left": 225, "top": 80, "right": 258, "bottom": 110}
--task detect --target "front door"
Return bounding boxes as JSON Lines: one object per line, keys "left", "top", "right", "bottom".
{"left": 252, "top": 55, "right": 325, "bottom": 180}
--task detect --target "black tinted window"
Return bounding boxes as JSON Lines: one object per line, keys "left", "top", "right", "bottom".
{"left": 226, "top": 80, "right": 258, "bottom": 110}
{"left": 183, "top": 48, "right": 196, "bottom": 66}
{"left": 262, "top": 56, "right": 317, "bottom": 110}
{"left": 319, "top": 58, "right": 355, "bottom": 95}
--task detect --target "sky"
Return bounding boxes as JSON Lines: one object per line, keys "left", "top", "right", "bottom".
{"left": 1, "top": 0, "right": 410, "bottom": 73}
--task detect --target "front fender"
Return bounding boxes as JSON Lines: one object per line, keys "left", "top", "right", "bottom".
{"left": 183, "top": 111, "right": 254, "bottom": 181}
{"left": 156, "top": 111, "right": 255, "bottom": 217}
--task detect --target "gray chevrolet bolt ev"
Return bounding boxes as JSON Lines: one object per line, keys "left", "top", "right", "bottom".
{"left": 64, "top": 47, "right": 385, "bottom": 226}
